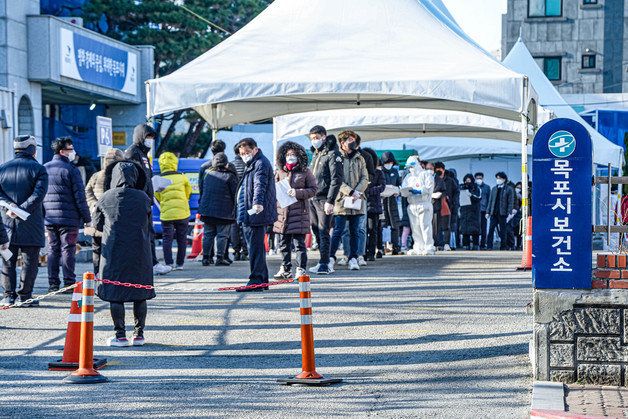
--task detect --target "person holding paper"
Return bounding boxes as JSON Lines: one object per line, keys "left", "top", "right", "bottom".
{"left": 0, "top": 135, "right": 48, "bottom": 307}
{"left": 401, "top": 156, "right": 435, "bottom": 256}
{"left": 272, "top": 142, "right": 317, "bottom": 280}
{"left": 329, "top": 131, "right": 369, "bottom": 271}
{"left": 235, "top": 138, "right": 277, "bottom": 291}
{"left": 486, "top": 172, "right": 515, "bottom": 250}
{"left": 381, "top": 152, "right": 401, "bottom": 255}
{"left": 459, "top": 174, "right": 482, "bottom": 250}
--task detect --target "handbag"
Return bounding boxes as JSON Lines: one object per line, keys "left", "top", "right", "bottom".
{"left": 440, "top": 197, "right": 451, "bottom": 216}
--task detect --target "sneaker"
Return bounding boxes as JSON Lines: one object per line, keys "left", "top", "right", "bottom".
{"left": 443, "top": 244, "right": 452, "bottom": 251}
{"left": 348, "top": 258, "right": 360, "bottom": 270}
{"left": 19, "top": 299, "right": 39, "bottom": 307}
{"left": 295, "top": 267, "right": 306, "bottom": 278}
{"left": 202, "top": 258, "right": 213, "bottom": 266}
{"left": 407, "top": 248, "right": 421, "bottom": 256}
{"left": 425, "top": 248, "right": 435, "bottom": 256}
{"left": 328, "top": 258, "right": 335, "bottom": 273}
{"left": 1, "top": 297, "right": 11, "bottom": 307}
{"left": 224, "top": 257, "right": 233, "bottom": 264}
{"left": 357, "top": 255, "right": 367, "bottom": 266}
{"left": 366, "top": 255, "right": 376, "bottom": 262}
{"left": 215, "top": 259, "right": 231, "bottom": 266}
{"left": 107, "top": 336, "right": 130, "bottom": 347}
{"left": 233, "top": 252, "right": 241, "bottom": 261}
{"left": 153, "top": 263, "right": 172, "bottom": 275}
{"left": 376, "top": 251, "right": 383, "bottom": 259}
{"left": 269, "top": 249, "right": 277, "bottom": 256}
{"left": 132, "top": 336, "right": 145, "bottom": 346}
{"left": 274, "top": 266, "right": 292, "bottom": 280}
{"left": 48, "top": 284, "right": 59, "bottom": 292}
{"left": 337, "top": 256, "right": 348, "bottom": 266}
{"left": 176, "top": 264, "right": 184, "bottom": 271}
{"left": 308, "top": 263, "right": 321, "bottom": 273}
{"left": 316, "top": 264, "right": 333, "bottom": 275}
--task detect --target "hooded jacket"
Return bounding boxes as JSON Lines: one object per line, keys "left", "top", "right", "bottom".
{"left": 333, "top": 148, "right": 369, "bottom": 216}
{"left": 95, "top": 161, "right": 155, "bottom": 302}
{"left": 273, "top": 142, "right": 318, "bottom": 235}
{"left": 124, "top": 124, "right": 156, "bottom": 199}
{"left": 154, "top": 152, "right": 191, "bottom": 221}
{"left": 85, "top": 147, "right": 124, "bottom": 212}
{"left": 43, "top": 154, "right": 92, "bottom": 227}
{"left": 198, "top": 153, "right": 238, "bottom": 222}
{"left": 309, "top": 135, "right": 343, "bottom": 204}
{"left": 381, "top": 151, "right": 401, "bottom": 227}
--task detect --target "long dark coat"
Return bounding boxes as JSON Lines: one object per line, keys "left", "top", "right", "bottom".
{"left": 95, "top": 161, "right": 155, "bottom": 303}
{"left": 459, "top": 182, "right": 482, "bottom": 235}
{"left": 382, "top": 167, "right": 401, "bottom": 227}
{"left": 273, "top": 143, "right": 317, "bottom": 235}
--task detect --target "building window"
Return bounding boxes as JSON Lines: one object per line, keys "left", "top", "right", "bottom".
{"left": 529, "top": 0, "right": 562, "bottom": 17}
{"left": 583, "top": 0, "right": 597, "bottom": 4}
{"left": 535, "top": 57, "right": 562, "bottom": 80}
{"left": 18, "top": 96, "right": 33, "bottom": 136}
{"left": 582, "top": 54, "right": 596, "bottom": 69}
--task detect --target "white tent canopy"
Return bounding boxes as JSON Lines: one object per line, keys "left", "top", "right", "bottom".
{"left": 146, "top": 0, "right": 537, "bottom": 127}
{"left": 503, "top": 38, "right": 623, "bottom": 168}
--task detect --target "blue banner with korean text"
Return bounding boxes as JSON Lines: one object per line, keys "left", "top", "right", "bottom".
{"left": 532, "top": 118, "right": 592, "bottom": 289}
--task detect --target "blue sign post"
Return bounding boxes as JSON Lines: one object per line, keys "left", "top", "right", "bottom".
{"left": 532, "top": 118, "right": 592, "bottom": 289}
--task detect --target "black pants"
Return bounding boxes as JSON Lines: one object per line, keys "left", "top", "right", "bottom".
{"left": 366, "top": 212, "right": 380, "bottom": 258}
{"left": 280, "top": 233, "right": 307, "bottom": 271}
{"left": 92, "top": 235, "right": 102, "bottom": 273}
{"left": 203, "top": 222, "right": 231, "bottom": 261}
{"left": 1, "top": 245, "right": 40, "bottom": 300}
{"left": 462, "top": 234, "right": 480, "bottom": 248}
{"left": 162, "top": 219, "right": 188, "bottom": 266}
{"left": 230, "top": 224, "right": 248, "bottom": 256}
{"left": 310, "top": 198, "right": 333, "bottom": 266}
{"left": 243, "top": 225, "right": 268, "bottom": 285}
{"left": 488, "top": 215, "right": 509, "bottom": 250}
{"left": 47, "top": 226, "right": 78, "bottom": 286}
{"left": 149, "top": 216, "right": 158, "bottom": 266}
{"left": 480, "top": 211, "right": 488, "bottom": 248}
{"left": 110, "top": 300, "right": 147, "bottom": 338}
{"left": 432, "top": 213, "right": 451, "bottom": 247}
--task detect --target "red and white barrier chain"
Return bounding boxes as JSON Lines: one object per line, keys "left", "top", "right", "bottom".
{"left": 1, "top": 282, "right": 81, "bottom": 310}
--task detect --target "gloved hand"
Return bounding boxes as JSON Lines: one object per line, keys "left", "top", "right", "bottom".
{"left": 411, "top": 189, "right": 422, "bottom": 195}
{"left": 324, "top": 202, "right": 334, "bottom": 215}
{"left": 511, "top": 209, "right": 518, "bottom": 216}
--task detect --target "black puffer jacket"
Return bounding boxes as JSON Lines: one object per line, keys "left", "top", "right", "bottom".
{"left": 198, "top": 156, "right": 238, "bottom": 222}
{"left": 367, "top": 169, "right": 386, "bottom": 214}
{"left": 231, "top": 155, "right": 246, "bottom": 182}
{"left": 124, "top": 124, "right": 155, "bottom": 199}
{"left": 459, "top": 176, "right": 482, "bottom": 235}
{"left": 381, "top": 152, "right": 401, "bottom": 228}
{"left": 198, "top": 158, "right": 237, "bottom": 198}
{"left": 0, "top": 152, "right": 48, "bottom": 246}
{"left": 95, "top": 161, "right": 155, "bottom": 302}
{"left": 309, "top": 135, "right": 343, "bottom": 204}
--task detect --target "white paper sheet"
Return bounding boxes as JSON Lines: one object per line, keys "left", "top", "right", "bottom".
{"left": 381, "top": 185, "right": 400, "bottom": 198}
{"left": 343, "top": 197, "right": 362, "bottom": 210}
{"left": 276, "top": 178, "right": 298, "bottom": 208}
{"left": 0, "top": 247, "right": 12, "bottom": 261}
{"left": 152, "top": 175, "right": 173, "bottom": 192}
{"left": 459, "top": 190, "right": 472, "bottom": 206}
{"left": 0, "top": 201, "right": 30, "bottom": 220}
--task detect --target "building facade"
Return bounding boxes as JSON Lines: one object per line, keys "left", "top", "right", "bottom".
{"left": 502, "top": 0, "right": 627, "bottom": 95}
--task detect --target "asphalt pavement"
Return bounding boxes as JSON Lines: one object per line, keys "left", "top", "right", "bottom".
{"left": 0, "top": 250, "right": 532, "bottom": 418}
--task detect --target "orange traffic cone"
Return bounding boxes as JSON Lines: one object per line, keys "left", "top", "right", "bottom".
{"left": 63, "top": 272, "right": 108, "bottom": 384}
{"left": 49, "top": 283, "right": 106, "bottom": 370}
{"left": 277, "top": 275, "right": 342, "bottom": 386}
{"left": 187, "top": 213, "right": 203, "bottom": 259}
{"left": 517, "top": 216, "right": 532, "bottom": 271}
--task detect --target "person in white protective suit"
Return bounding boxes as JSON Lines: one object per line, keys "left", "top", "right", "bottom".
{"left": 401, "top": 156, "right": 436, "bottom": 255}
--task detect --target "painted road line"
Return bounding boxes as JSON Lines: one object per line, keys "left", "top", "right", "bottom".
{"left": 177, "top": 320, "right": 223, "bottom": 324}
{"left": 383, "top": 329, "right": 431, "bottom": 334}
{"left": 404, "top": 307, "right": 450, "bottom": 311}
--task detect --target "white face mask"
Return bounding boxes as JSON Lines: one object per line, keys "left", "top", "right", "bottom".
{"left": 475, "top": 178, "right": 483, "bottom": 185}
{"left": 384, "top": 163, "right": 394, "bottom": 170}
{"left": 144, "top": 138, "right": 154, "bottom": 149}
{"left": 241, "top": 154, "right": 252, "bottom": 164}
{"left": 516, "top": 188, "right": 522, "bottom": 194}
{"left": 67, "top": 151, "right": 76, "bottom": 161}
{"left": 286, "top": 156, "right": 298, "bottom": 164}
{"left": 496, "top": 178, "right": 504, "bottom": 186}
{"left": 427, "top": 169, "right": 434, "bottom": 175}
{"left": 311, "top": 139, "right": 324, "bottom": 150}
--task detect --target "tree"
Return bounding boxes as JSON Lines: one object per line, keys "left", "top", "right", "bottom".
{"left": 81, "top": 0, "right": 272, "bottom": 156}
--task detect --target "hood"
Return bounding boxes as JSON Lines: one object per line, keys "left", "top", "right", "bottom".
{"left": 463, "top": 173, "right": 475, "bottom": 183}
{"left": 381, "top": 151, "right": 397, "bottom": 165}
{"left": 133, "top": 124, "right": 156, "bottom": 151}
{"left": 362, "top": 147, "right": 380, "bottom": 168}
{"left": 158, "top": 152, "right": 178, "bottom": 172}
{"left": 277, "top": 141, "right": 309, "bottom": 171}
{"left": 111, "top": 162, "right": 139, "bottom": 189}
{"left": 103, "top": 148, "right": 124, "bottom": 169}
{"left": 104, "top": 159, "right": 147, "bottom": 192}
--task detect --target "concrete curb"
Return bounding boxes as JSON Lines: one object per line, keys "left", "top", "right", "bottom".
{"left": 530, "top": 381, "right": 566, "bottom": 418}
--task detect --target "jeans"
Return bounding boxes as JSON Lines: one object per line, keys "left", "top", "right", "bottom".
{"left": 280, "top": 233, "right": 307, "bottom": 271}
{"left": 487, "top": 215, "right": 509, "bottom": 250}
{"left": 1, "top": 245, "right": 40, "bottom": 300}
{"left": 162, "top": 219, "right": 188, "bottom": 266}
{"left": 331, "top": 214, "right": 361, "bottom": 261}
{"left": 366, "top": 213, "right": 380, "bottom": 258}
{"left": 47, "top": 226, "right": 78, "bottom": 286}
{"left": 342, "top": 213, "right": 367, "bottom": 257}
{"left": 110, "top": 300, "right": 147, "bottom": 338}
{"left": 310, "top": 198, "right": 333, "bottom": 266}
{"left": 203, "top": 222, "right": 231, "bottom": 262}
{"left": 231, "top": 223, "right": 248, "bottom": 256}
{"left": 243, "top": 225, "right": 269, "bottom": 285}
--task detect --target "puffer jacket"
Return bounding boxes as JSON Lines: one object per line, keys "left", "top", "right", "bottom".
{"left": 0, "top": 151, "right": 48, "bottom": 246}
{"left": 309, "top": 135, "right": 343, "bottom": 204}
{"left": 85, "top": 148, "right": 124, "bottom": 212}
{"left": 238, "top": 150, "right": 278, "bottom": 227}
{"left": 198, "top": 165, "right": 238, "bottom": 222}
{"left": 231, "top": 155, "right": 246, "bottom": 182}
{"left": 198, "top": 158, "right": 237, "bottom": 198}
{"left": 382, "top": 166, "right": 401, "bottom": 228}
{"left": 333, "top": 149, "right": 369, "bottom": 216}
{"left": 154, "top": 152, "right": 191, "bottom": 221}
{"left": 273, "top": 144, "right": 317, "bottom": 235}
{"left": 366, "top": 169, "right": 386, "bottom": 214}
{"left": 43, "top": 155, "right": 91, "bottom": 227}
{"left": 124, "top": 124, "right": 155, "bottom": 199}
{"left": 488, "top": 184, "right": 515, "bottom": 217}
{"left": 459, "top": 182, "right": 482, "bottom": 235}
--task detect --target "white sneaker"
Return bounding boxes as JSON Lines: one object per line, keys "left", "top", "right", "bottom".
{"left": 328, "top": 258, "right": 335, "bottom": 273}
{"left": 443, "top": 244, "right": 452, "bottom": 251}
{"left": 107, "top": 336, "right": 130, "bottom": 347}
{"left": 337, "top": 256, "right": 348, "bottom": 266}
{"left": 425, "top": 248, "right": 435, "bottom": 255}
{"left": 357, "top": 255, "right": 367, "bottom": 266}
{"left": 308, "top": 263, "right": 321, "bottom": 273}
{"left": 407, "top": 248, "right": 420, "bottom": 256}
{"left": 132, "top": 336, "right": 145, "bottom": 346}
{"left": 274, "top": 266, "right": 292, "bottom": 279}
{"left": 153, "top": 263, "right": 172, "bottom": 275}
{"left": 295, "top": 267, "right": 306, "bottom": 278}
{"left": 348, "top": 258, "right": 360, "bottom": 270}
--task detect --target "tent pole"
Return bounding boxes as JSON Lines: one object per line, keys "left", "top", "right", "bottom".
{"left": 272, "top": 120, "right": 278, "bottom": 170}
{"left": 521, "top": 78, "right": 529, "bottom": 258}
{"left": 212, "top": 128, "right": 217, "bottom": 143}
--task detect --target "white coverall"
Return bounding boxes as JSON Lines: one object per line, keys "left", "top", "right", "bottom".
{"left": 401, "top": 165, "right": 435, "bottom": 255}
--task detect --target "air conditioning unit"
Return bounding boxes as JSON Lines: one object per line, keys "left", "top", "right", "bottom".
{"left": 60, "top": 17, "right": 83, "bottom": 27}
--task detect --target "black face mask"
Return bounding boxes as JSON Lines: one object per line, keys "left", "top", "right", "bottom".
{"left": 436, "top": 169, "right": 444, "bottom": 176}
{"left": 347, "top": 142, "right": 358, "bottom": 151}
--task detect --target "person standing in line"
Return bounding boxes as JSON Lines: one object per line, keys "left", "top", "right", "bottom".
{"left": 363, "top": 148, "right": 386, "bottom": 262}
{"left": 43, "top": 137, "right": 91, "bottom": 292}
{"left": 307, "top": 126, "right": 343, "bottom": 275}
{"left": 511, "top": 181, "right": 523, "bottom": 250}
{"left": 273, "top": 142, "right": 317, "bottom": 279}
{"left": 433, "top": 162, "right": 454, "bottom": 251}
{"left": 329, "top": 131, "right": 369, "bottom": 271}
{"left": 486, "top": 172, "right": 515, "bottom": 250}
{"left": 447, "top": 169, "right": 460, "bottom": 250}
{"left": 459, "top": 174, "right": 482, "bottom": 250}
{"left": 474, "top": 172, "right": 492, "bottom": 249}
{"left": 198, "top": 152, "right": 238, "bottom": 266}
{"left": 380, "top": 152, "right": 401, "bottom": 255}
{"left": 85, "top": 147, "right": 124, "bottom": 273}
{"left": 230, "top": 143, "right": 248, "bottom": 261}
{"left": 154, "top": 152, "right": 192, "bottom": 270}
{"left": 235, "top": 138, "right": 277, "bottom": 291}
{"left": 124, "top": 124, "right": 172, "bottom": 275}
{"left": 428, "top": 162, "right": 446, "bottom": 250}
{"left": 0, "top": 136, "right": 46, "bottom": 307}
{"left": 95, "top": 161, "right": 154, "bottom": 347}
{"left": 401, "top": 156, "right": 435, "bottom": 256}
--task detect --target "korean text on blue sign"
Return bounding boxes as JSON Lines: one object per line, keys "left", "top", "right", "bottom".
{"left": 60, "top": 28, "right": 137, "bottom": 95}
{"left": 532, "top": 118, "right": 592, "bottom": 289}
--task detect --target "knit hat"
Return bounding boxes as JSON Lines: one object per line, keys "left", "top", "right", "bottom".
{"left": 13, "top": 135, "right": 37, "bottom": 150}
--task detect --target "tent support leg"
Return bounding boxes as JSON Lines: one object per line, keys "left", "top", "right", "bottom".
{"left": 272, "top": 121, "right": 278, "bottom": 170}
{"left": 521, "top": 80, "right": 529, "bottom": 260}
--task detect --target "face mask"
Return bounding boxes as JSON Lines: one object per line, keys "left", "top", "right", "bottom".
{"left": 347, "top": 142, "right": 358, "bottom": 151}
{"left": 384, "top": 163, "right": 394, "bottom": 170}
{"left": 67, "top": 151, "right": 76, "bottom": 161}
{"left": 496, "top": 178, "right": 504, "bottom": 186}
{"left": 427, "top": 169, "right": 434, "bottom": 175}
{"left": 286, "top": 156, "right": 298, "bottom": 164}
{"left": 311, "top": 139, "right": 324, "bottom": 150}
{"left": 475, "top": 179, "right": 483, "bottom": 185}
{"left": 516, "top": 188, "right": 522, "bottom": 194}
{"left": 241, "top": 154, "right": 252, "bottom": 164}
{"left": 144, "top": 138, "right": 154, "bottom": 149}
